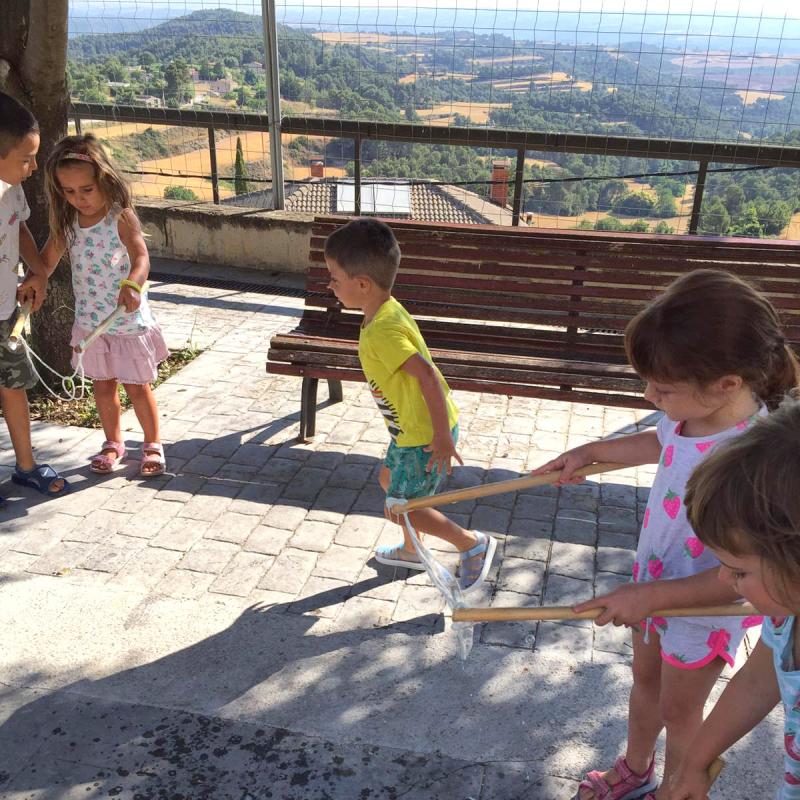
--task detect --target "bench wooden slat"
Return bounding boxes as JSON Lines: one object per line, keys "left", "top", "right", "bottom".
{"left": 269, "top": 334, "right": 638, "bottom": 378}
{"left": 295, "top": 311, "right": 630, "bottom": 359}
{"left": 269, "top": 216, "right": 800, "bottom": 439}
{"left": 267, "top": 361, "right": 650, "bottom": 409}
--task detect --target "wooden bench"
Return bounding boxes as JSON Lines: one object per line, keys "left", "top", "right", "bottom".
{"left": 267, "top": 215, "right": 800, "bottom": 440}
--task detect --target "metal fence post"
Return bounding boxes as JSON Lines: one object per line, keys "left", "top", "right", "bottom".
{"left": 512, "top": 147, "right": 526, "bottom": 226}
{"left": 261, "top": 0, "right": 285, "bottom": 209}
{"left": 208, "top": 127, "right": 220, "bottom": 205}
{"left": 688, "top": 160, "right": 709, "bottom": 234}
{"left": 354, "top": 135, "right": 362, "bottom": 216}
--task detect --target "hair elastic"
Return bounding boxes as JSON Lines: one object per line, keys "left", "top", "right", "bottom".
{"left": 60, "top": 152, "right": 94, "bottom": 163}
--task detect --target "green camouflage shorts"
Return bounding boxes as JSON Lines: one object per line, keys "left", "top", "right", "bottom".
{"left": 0, "top": 312, "right": 37, "bottom": 391}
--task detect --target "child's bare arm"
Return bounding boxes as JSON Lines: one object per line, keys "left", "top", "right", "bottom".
{"left": 667, "top": 639, "right": 779, "bottom": 799}
{"left": 117, "top": 209, "right": 150, "bottom": 312}
{"left": 531, "top": 430, "right": 661, "bottom": 485}
{"left": 39, "top": 232, "right": 67, "bottom": 275}
{"left": 401, "top": 353, "right": 462, "bottom": 475}
{"left": 573, "top": 566, "right": 742, "bottom": 626}
{"left": 18, "top": 223, "right": 51, "bottom": 310}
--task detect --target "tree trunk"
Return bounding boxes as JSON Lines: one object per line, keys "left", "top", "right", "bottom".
{"left": 0, "top": 0, "right": 73, "bottom": 381}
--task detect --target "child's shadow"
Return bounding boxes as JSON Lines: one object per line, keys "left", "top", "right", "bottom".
{"left": 1, "top": 576, "right": 445, "bottom": 796}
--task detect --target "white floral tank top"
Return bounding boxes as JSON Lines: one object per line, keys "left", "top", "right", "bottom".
{"left": 69, "top": 206, "right": 156, "bottom": 335}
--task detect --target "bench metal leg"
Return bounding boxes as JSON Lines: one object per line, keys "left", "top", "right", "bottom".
{"left": 327, "top": 379, "right": 343, "bottom": 404}
{"left": 299, "top": 378, "right": 344, "bottom": 442}
{"left": 299, "top": 377, "right": 319, "bottom": 442}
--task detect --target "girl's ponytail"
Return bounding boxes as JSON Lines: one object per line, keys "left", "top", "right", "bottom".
{"left": 763, "top": 343, "right": 800, "bottom": 411}
{"left": 626, "top": 269, "right": 799, "bottom": 409}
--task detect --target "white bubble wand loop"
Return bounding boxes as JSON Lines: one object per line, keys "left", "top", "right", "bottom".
{"left": 390, "top": 463, "right": 626, "bottom": 660}
{"left": 7, "top": 303, "right": 127, "bottom": 401}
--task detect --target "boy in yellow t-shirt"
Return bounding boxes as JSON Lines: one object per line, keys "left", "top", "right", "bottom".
{"left": 324, "top": 218, "right": 496, "bottom": 592}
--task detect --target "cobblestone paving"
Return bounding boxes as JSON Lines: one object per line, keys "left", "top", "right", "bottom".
{"left": 0, "top": 263, "right": 659, "bottom": 668}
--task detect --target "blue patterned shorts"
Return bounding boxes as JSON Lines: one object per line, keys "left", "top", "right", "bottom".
{"left": 385, "top": 424, "right": 459, "bottom": 500}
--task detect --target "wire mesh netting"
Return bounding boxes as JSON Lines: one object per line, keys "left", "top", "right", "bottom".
{"left": 67, "top": 0, "right": 800, "bottom": 237}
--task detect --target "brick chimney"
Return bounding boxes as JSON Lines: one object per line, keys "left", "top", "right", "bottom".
{"left": 309, "top": 159, "right": 325, "bottom": 179}
{"left": 490, "top": 158, "right": 510, "bottom": 206}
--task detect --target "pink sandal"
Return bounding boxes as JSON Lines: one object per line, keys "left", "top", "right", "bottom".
{"left": 572, "top": 755, "right": 657, "bottom": 800}
{"left": 140, "top": 442, "right": 166, "bottom": 477}
{"left": 90, "top": 441, "right": 126, "bottom": 474}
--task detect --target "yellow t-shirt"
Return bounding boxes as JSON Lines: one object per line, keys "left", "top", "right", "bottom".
{"left": 358, "top": 297, "right": 458, "bottom": 447}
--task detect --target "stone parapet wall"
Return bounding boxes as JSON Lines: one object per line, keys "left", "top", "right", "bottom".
{"left": 136, "top": 198, "right": 314, "bottom": 274}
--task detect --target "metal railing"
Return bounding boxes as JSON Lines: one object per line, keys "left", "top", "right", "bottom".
{"left": 71, "top": 102, "right": 800, "bottom": 233}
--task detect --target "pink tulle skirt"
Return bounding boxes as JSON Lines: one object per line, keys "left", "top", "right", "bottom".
{"left": 70, "top": 323, "right": 169, "bottom": 385}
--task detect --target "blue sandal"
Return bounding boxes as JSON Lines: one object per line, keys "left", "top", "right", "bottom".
{"left": 458, "top": 532, "right": 497, "bottom": 593}
{"left": 11, "top": 463, "right": 70, "bottom": 496}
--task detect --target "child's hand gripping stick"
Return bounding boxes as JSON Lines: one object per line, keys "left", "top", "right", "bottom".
{"left": 7, "top": 300, "right": 33, "bottom": 351}
{"left": 75, "top": 305, "right": 126, "bottom": 353}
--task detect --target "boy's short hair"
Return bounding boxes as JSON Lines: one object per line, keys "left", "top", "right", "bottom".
{"left": 324, "top": 218, "right": 401, "bottom": 291}
{"left": 0, "top": 92, "right": 40, "bottom": 158}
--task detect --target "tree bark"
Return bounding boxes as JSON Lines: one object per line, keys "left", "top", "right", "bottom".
{"left": 0, "top": 0, "right": 73, "bottom": 381}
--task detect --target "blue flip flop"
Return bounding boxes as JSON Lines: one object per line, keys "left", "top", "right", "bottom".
{"left": 11, "top": 463, "right": 70, "bottom": 496}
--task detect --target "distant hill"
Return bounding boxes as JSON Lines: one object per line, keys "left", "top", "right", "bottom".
{"left": 69, "top": 3, "right": 800, "bottom": 54}
{"left": 68, "top": 8, "right": 270, "bottom": 60}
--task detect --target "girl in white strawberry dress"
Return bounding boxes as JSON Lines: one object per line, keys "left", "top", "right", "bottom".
{"left": 532, "top": 269, "right": 799, "bottom": 800}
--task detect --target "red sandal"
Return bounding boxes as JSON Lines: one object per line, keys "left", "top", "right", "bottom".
{"left": 572, "top": 755, "right": 657, "bottom": 800}
{"left": 90, "top": 441, "right": 126, "bottom": 474}
{"left": 139, "top": 442, "right": 166, "bottom": 477}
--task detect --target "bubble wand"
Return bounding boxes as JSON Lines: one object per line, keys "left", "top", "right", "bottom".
{"left": 7, "top": 299, "right": 33, "bottom": 351}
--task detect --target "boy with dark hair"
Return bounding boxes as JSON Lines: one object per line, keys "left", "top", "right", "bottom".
{"left": 0, "top": 91, "right": 68, "bottom": 499}
{"left": 325, "top": 218, "right": 495, "bottom": 592}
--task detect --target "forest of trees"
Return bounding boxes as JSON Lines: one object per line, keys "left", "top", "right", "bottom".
{"left": 67, "top": 8, "right": 800, "bottom": 238}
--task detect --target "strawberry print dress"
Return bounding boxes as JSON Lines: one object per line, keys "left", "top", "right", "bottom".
{"left": 68, "top": 206, "right": 168, "bottom": 384}
{"left": 633, "top": 410, "right": 765, "bottom": 668}
{"left": 761, "top": 616, "right": 800, "bottom": 798}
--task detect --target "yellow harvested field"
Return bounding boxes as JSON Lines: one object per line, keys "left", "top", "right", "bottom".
{"left": 524, "top": 183, "right": 695, "bottom": 234}
{"left": 416, "top": 101, "right": 511, "bottom": 125}
{"left": 782, "top": 211, "right": 800, "bottom": 241}
{"left": 399, "top": 72, "right": 475, "bottom": 84}
{"left": 128, "top": 128, "right": 337, "bottom": 200}
{"left": 736, "top": 90, "right": 786, "bottom": 105}
{"left": 526, "top": 158, "right": 560, "bottom": 169}
{"left": 71, "top": 121, "right": 181, "bottom": 140}
{"left": 473, "top": 55, "right": 543, "bottom": 64}
{"left": 313, "top": 32, "right": 431, "bottom": 44}
{"left": 283, "top": 101, "right": 338, "bottom": 115}
{"left": 132, "top": 175, "right": 234, "bottom": 202}
{"left": 286, "top": 164, "right": 348, "bottom": 180}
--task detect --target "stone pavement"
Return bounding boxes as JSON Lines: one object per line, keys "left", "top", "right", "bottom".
{"left": 0, "top": 259, "right": 783, "bottom": 798}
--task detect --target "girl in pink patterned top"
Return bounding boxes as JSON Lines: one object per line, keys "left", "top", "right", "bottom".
{"left": 532, "top": 269, "right": 799, "bottom": 800}
{"left": 41, "top": 134, "right": 168, "bottom": 477}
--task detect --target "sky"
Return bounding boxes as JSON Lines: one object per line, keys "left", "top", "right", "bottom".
{"left": 74, "top": 0, "right": 800, "bottom": 20}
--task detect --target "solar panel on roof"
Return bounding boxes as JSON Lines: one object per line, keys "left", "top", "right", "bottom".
{"left": 336, "top": 182, "right": 411, "bottom": 215}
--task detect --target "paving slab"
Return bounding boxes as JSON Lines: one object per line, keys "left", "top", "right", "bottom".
{"left": 0, "top": 263, "right": 786, "bottom": 798}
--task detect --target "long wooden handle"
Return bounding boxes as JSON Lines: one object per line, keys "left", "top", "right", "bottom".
{"left": 77, "top": 305, "right": 126, "bottom": 352}
{"left": 452, "top": 602, "right": 758, "bottom": 623}
{"left": 8, "top": 300, "right": 33, "bottom": 349}
{"left": 394, "top": 461, "right": 627, "bottom": 513}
